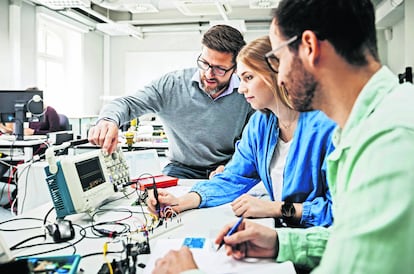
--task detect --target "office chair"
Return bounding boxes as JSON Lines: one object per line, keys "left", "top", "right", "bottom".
{"left": 58, "top": 114, "right": 71, "bottom": 131}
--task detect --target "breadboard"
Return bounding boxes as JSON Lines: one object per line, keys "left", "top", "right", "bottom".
{"left": 148, "top": 218, "right": 183, "bottom": 239}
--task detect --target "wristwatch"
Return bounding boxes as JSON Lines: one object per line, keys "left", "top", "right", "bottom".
{"left": 281, "top": 202, "right": 296, "bottom": 221}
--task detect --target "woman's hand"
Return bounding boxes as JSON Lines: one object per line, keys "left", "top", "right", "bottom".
{"left": 24, "top": 128, "right": 35, "bottom": 136}
{"left": 231, "top": 194, "right": 281, "bottom": 218}
{"left": 209, "top": 165, "right": 225, "bottom": 179}
{"left": 146, "top": 188, "right": 180, "bottom": 216}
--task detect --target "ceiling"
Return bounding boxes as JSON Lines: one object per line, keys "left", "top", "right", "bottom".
{"left": 25, "top": 0, "right": 278, "bottom": 38}
{"left": 23, "top": 0, "right": 399, "bottom": 39}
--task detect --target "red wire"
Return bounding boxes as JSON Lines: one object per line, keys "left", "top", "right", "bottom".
{"left": 6, "top": 160, "right": 24, "bottom": 208}
{"left": 7, "top": 166, "right": 16, "bottom": 207}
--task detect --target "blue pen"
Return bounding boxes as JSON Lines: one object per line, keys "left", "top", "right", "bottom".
{"left": 216, "top": 216, "right": 244, "bottom": 251}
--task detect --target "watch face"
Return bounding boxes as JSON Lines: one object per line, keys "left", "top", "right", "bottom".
{"left": 282, "top": 203, "right": 295, "bottom": 218}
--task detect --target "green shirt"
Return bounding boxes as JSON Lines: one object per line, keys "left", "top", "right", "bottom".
{"left": 277, "top": 66, "right": 414, "bottom": 273}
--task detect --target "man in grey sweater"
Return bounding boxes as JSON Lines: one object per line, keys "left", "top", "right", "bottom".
{"left": 88, "top": 25, "right": 254, "bottom": 179}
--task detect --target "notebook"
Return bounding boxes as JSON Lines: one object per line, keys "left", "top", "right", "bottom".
{"left": 123, "top": 149, "right": 178, "bottom": 190}
{"left": 144, "top": 238, "right": 296, "bottom": 274}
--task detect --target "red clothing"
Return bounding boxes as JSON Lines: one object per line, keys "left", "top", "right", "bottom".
{"left": 29, "top": 106, "right": 60, "bottom": 135}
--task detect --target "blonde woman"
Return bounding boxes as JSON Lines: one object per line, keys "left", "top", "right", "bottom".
{"left": 148, "top": 36, "right": 336, "bottom": 228}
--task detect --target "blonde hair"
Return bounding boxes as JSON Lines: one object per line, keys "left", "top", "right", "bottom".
{"left": 236, "top": 36, "right": 293, "bottom": 112}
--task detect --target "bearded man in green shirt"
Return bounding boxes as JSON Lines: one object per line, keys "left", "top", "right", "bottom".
{"left": 151, "top": 0, "right": 414, "bottom": 273}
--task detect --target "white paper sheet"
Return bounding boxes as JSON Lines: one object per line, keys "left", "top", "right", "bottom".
{"left": 143, "top": 238, "right": 296, "bottom": 274}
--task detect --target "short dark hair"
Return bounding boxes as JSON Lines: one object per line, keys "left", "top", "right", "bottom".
{"left": 26, "top": 86, "right": 40, "bottom": 91}
{"left": 272, "top": 0, "right": 379, "bottom": 66}
{"left": 202, "top": 25, "right": 246, "bottom": 63}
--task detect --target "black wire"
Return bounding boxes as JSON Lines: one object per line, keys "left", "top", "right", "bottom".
{"left": 81, "top": 250, "right": 125, "bottom": 259}
{"left": 92, "top": 208, "right": 134, "bottom": 224}
{"left": 99, "top": 189, "right": 138, "bottom": 208}
{"left": 78, "top": 224, "right": 102, "bottom": 239}
{"left": 9, "top": 234, "right": 46, "bottom": 250}
{"left": 43, "top": 206, "right": 55, "bottom": 225}
{"left": 0, "top": 179, "right": 7, "bottom": 205}
{"left": 0, "top": 217, "right": 44, "bottom": 231}
{"left": 13, "top": 241, "right": 77, "bottom": 257}
{"left": 18, "top": 161, "right": 33, "bottom": 213}
{"left": 13, "top": 223, "right": 86, "bottom": 257}
{"left": 91, "top": 222, "right": 130, "bottom": 238}
{"left": 136, "top": 172, "right": 156, "bottom": 224}
{"left": 90, "top": 208, "right": 132, "bottom": 237}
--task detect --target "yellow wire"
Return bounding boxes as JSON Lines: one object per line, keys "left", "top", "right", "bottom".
{"left": 103, "top": 242, "right": 114, "bottom": 274}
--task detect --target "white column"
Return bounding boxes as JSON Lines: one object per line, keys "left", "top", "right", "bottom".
{"left": 103, "top": 35, "right": 110, "bottom": 99}
{"left": 404, "top": 0, "right": 414, "bottom": 67}
{"left": 9, "top": 0, "right": 21, "bottom": 89}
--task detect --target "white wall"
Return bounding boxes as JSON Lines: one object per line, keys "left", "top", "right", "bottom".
{"left": 404, "top": 0, "right": 414, "bottom": 69}
{"left": 377, "top": 0, "right": 413, "bottom": 75}
{"left": 0, "top": 0, "right": 11, "bottom": 88}
{"left": 108, "top": 31, "right": 268, "bottom": 100}
{"left": 20, "top": 2, "right": 37, "bottom": 88}
{"left": 0, "top": 1, "right": 104, "bottom": 118}
{"left": 109, "top": 32, "right": 206, "bottom": 98}
{"left": 82, "top": 31, "right": 105, "bottom": 115}
{"left": 385, "top": 19, "right": 405, "bottom": 73}
{"left": 1, "top": 1, "right": 413, "bottom": 117}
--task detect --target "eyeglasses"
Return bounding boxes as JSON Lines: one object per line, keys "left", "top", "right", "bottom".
{"left": 265, "top": 35, "right": 298, "bottom": 73}
{"left": 197, "top": 55, "right": 236, "bottom": 77}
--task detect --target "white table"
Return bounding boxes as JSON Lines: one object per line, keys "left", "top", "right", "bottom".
{"left": 0, "top": 180, "right": 296, "bottom": 274}
{"left": 16, "top": 161, "right": 49, "bottom": 215}
{"left": 0, "top": 137, "right": 47, "bottom": 162}
{"left": 15, "top": 150, "right": 169, "bottom": 215}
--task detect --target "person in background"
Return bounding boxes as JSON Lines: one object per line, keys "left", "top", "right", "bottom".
{"left": 25, "top": 87, "right": 60, "bottom": 135}
{"left": 24, "top": 105, "right": 60, "bottom": 135}
{"left": 151, "top": 0, "right": 414, "bottom": 273}
{"left": 0, "top": 87, "right": 60, "bottom": 136}
{"left": 88, "top": 24, "right": 254, "bottom": 179}
{"left": 0, "top": 123, "right": 12, "bottom": 135}
{"left": 147, "top": 36, "right": 336, "bottom": 228}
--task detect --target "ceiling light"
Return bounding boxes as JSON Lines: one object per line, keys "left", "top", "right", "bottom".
{"left": 129, "top": 3, "right": 159, "bottom": 13}
{"left": 37, "top": 0, "right": 91, "bottom": 10}
{"left": 249, "top": 0, "right": 279, "bottom": 9}
{"left": 91, "top": 0, "right": 159, "bottom": 13}
{"left": 174, "top": 0, "right": 232, "bottom": 16}
{"left": 96, "top": 22, "right": 143, "bottom": 39}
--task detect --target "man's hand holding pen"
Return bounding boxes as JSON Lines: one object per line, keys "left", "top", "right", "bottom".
{"left": 214, "top": 219, "right": 279, "bottom": 260}
{"left": 216, "top": 217, "right": 244, "bottom": 251}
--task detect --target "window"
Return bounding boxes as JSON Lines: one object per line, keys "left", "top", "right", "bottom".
{"left": 36, "top": 13, "right": 83, "bottom": 117}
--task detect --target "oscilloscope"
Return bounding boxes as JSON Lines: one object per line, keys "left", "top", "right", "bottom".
{"left": 44, "top": 147, "right": 130, "bottom": 218}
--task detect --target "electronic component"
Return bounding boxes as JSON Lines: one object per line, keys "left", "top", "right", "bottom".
{"left": 46, "top": 219, "right": 75, "bottom": 243}
{"left": 147, "top": 217, "right": 183, "bottom": 239}
{"left": 98, "top": 238, "right": 150, "bottom": 274}
{"left": 25, "top": 255, "right": 81, "bottom": 274}
{"left": 44, "top": 147, "right": 130, "bottom": 218}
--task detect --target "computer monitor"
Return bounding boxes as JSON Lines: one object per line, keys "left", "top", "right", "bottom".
{"left": 0, "top": 90, "right": 44, "bottom": 140}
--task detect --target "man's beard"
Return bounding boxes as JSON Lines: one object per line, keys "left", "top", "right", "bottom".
{"left": 200, "top": 75, "right": 230, "bottom": 96}
{"left": 284, "top": 55, "right": 317, "bottom": 112}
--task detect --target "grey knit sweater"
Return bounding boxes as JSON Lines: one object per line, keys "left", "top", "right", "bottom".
{"left": 99, "top": 67, "right": 253, "bottom": 168}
